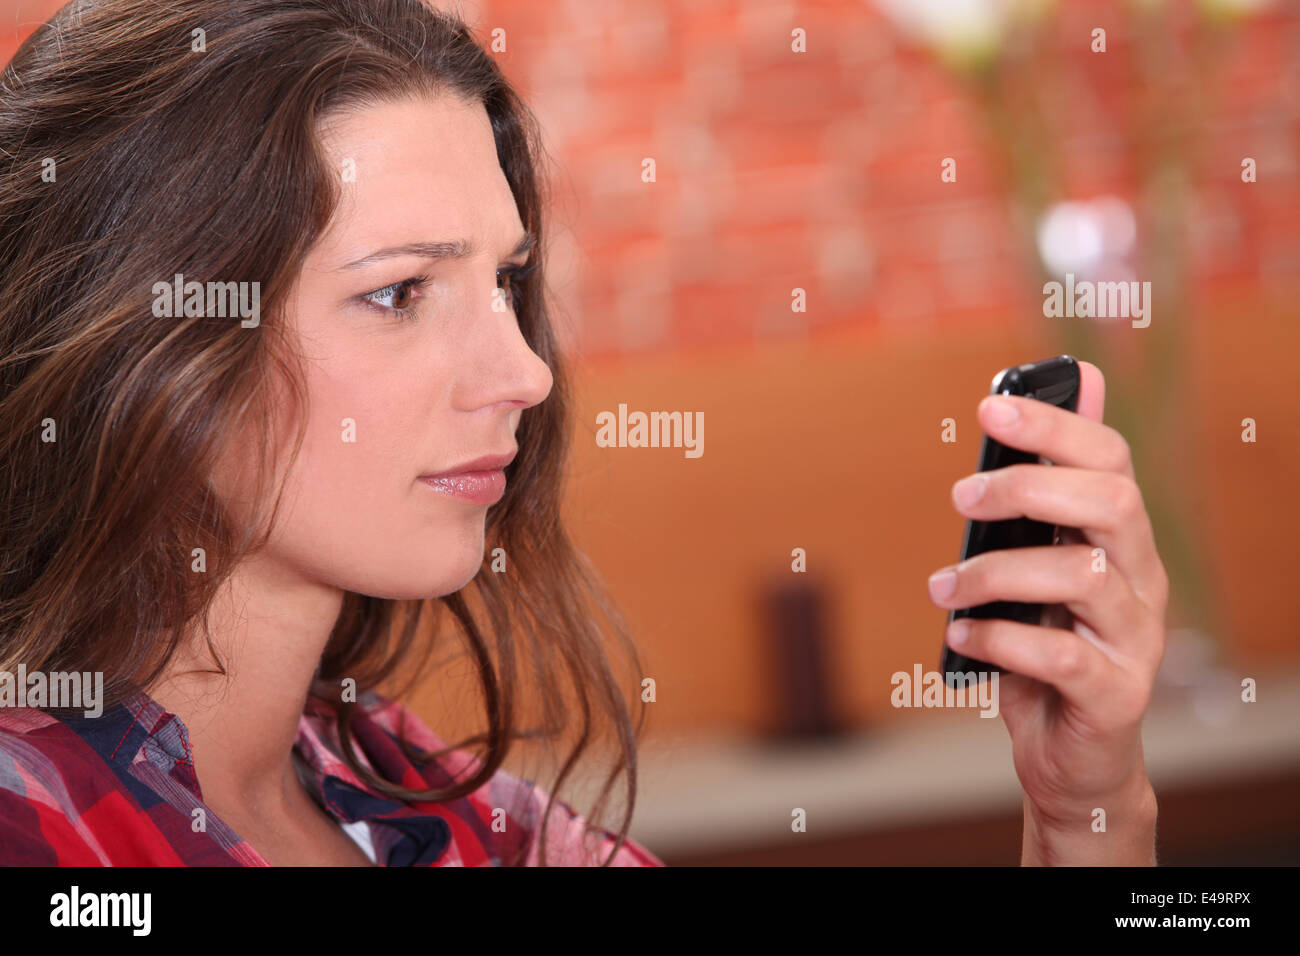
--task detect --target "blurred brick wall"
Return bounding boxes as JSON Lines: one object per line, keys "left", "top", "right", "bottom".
{"left": 454, "top": 0, "right": 1299, "bottom": 356}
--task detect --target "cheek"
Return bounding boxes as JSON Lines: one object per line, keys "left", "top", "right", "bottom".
{"left": 289, "top": 368, "right": 416, "bottom": 533}
{"left": 265, "top": 362, "right": 486, "bottom": 598}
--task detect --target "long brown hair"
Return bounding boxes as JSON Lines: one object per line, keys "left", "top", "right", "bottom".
{"left": 0, "top": 0, "right": 648, "bottom": 865}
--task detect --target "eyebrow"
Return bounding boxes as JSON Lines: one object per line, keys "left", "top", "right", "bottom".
{"left": 339, "top": 231, "right": 536, "bottom": 271}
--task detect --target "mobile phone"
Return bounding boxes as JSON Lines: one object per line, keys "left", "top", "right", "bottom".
{"left": 940, "top": 354, "right": 1081, "bottom": 687}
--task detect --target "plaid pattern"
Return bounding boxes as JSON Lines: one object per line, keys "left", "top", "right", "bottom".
{"left": 0, "top": 688, "right": 663, "bottom": 867}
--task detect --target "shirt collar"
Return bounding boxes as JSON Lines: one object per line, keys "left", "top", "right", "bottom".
{"left": 73, "top": 687, "right": 454, "bottom": 865}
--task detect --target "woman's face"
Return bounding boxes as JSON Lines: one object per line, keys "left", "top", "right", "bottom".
{"left": 217, "top": 93, "right": 553, "bottom": 600}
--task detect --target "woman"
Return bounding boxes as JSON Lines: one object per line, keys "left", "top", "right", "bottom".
{"left": 0, "top": 0, "right": 1166, "bottom": 867}
{"left": 0, "top": 0, "right": 657, "bottom": 867}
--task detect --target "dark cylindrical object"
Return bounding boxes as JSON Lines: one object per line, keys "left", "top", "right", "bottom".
{"left": 761, "top": 577, "right": 844, "bottom": 740}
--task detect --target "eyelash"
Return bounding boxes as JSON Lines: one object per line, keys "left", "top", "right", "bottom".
{"left": 360, "top": 262, "right": 538, "bottom": 322}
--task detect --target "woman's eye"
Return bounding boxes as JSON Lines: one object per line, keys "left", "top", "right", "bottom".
{"left": 360, "top": 264, "right": 534, "bottom": 321}
{"left": 497, "top": 262, "right": 537, "bottom": 311}
{"left": 361, "top": 276, "right": 426, "bottom": 319}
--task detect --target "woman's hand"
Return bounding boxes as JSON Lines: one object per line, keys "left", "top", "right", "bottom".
{"left": 927, "top": 361, "right": 1167, "bottom": 865}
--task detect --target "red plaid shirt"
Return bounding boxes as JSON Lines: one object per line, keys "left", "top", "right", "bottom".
{"left": 0, "top": 688, "right": 663, "bottom": 866}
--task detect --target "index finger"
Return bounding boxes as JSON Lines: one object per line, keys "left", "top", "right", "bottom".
{"left": 1076, "top": 359, "right": 1105, "bottom": 424}
{"left": 977, "top": 360, "right": 1135, "bottom": 480}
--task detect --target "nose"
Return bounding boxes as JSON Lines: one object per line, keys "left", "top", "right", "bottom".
{"left": 510, "top": 330, "right": 553, "bottom": 412}
{"left": 453, "top": 277, "right": 553, "bottom": 413}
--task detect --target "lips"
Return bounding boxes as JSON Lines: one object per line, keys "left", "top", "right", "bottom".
{"left": 417, "top": 449, "right": 516, "bottom": 505}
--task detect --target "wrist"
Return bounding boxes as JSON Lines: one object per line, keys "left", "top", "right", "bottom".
{"left": 1021, "top": 775, "right": 1158, "bottom": 866}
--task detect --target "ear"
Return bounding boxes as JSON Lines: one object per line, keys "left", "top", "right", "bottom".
{"left": 1075, "top": 360, "right": 1106, "bottom": 423}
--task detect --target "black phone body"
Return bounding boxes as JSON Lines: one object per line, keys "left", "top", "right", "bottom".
{"left": 940, "top": 355, "right": 1081, "bottom": 687}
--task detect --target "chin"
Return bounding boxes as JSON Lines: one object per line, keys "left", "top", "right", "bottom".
{"left": 355, "top": 572, "right": 479, "bottom": 601}
{"left": 347, "top": 529, "right": 485, "bottom": 599}
{"left": 406, "top": 558, "right": 485, "bottom": 599}
{"left": 441, "top": 561, "right": 486, "bottom": 596}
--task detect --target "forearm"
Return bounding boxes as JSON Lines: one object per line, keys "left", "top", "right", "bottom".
{"left": 1021, "top": 777, "right": 1158, "bottom": 866}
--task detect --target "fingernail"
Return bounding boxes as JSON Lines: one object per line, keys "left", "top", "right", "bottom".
{"left": 947, "top": 617, "right": 971, "bottom": 646}
{"left": 985, "top": 395, "right": 1019, "bottom": 427}
{"left": 928, "top": 567, "right": 957, "bottom": 601}
{"left": 952, "top": 473, "right": 987, "bottom": 509}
